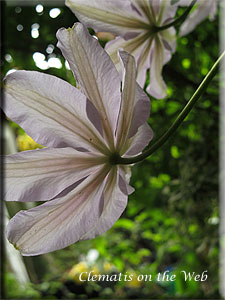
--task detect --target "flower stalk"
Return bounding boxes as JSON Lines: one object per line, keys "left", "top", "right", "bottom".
{"left": 116, "top": 50, "right": 225, "bottom": 165}
{"left": 155, "top": 0, "right": 197, "bottom": 32}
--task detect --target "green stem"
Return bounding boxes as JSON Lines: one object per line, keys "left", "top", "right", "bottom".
{"left": 155, "top": 0, "right": 197, "bottom": 32}
{"left": 116, "top": 50, "right": 225, "bottom": 165}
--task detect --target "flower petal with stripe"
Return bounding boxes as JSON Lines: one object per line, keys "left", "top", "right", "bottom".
{"left": 4, "top": 70, "right": 108, "bottom": 154}
{"left": 5, "top": 147, "right": 106, "bottom": 203}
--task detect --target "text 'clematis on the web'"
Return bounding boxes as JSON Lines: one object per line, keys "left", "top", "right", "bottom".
{"left": 3, "top": 23, "right": 153, "bottom": 256}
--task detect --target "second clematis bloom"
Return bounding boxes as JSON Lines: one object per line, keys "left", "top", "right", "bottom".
{"left": 66, "top": 0, "right": 178, "bottom": 99}
{"left": 3, "top": 23, "right": 153, "bottom": 256}
{"left": 179, "top": 0, "right": 218, "bottom": 36}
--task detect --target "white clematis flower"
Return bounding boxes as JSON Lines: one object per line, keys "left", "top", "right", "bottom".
{"left": 66, "top": 0, "right": 178, "bottom": 99}
{"left": 179, "top": 0, "right": 218, "bottom": 36}
{"left": 3, "top": 23, "right": 153, "bottom": 256}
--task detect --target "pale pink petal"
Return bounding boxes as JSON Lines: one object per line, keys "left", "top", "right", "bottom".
{"left": 106, "top": 34, "right": 169, "bottom": 98}
{"left": 116, "top": 51, "right": 137, "bottom": 152}
{"left": 135, "top": 37, "right": 153, "bottom": 88}
{"left": 118, "top": 166, "right": 135, "bottom": 195}
{"left": 209, "top": 0, "right": 217, "bottom": 21}
{"left": 125, "top": 122, "right": 154, "bottom": 156}
{"left": 149, "top": 0, "right": 160, "bottom": 20}
{"left": 130, "top": 0, "right": 154, "bottom": 24}
{"left": 5, "top": 147, "right": 106, "bottom": 202}
{"left": 177, "top": 0, "right": 192, "bottom": 6}
{"left": 66, "top": 0, "right": 148, "bottom": 37}
{"left": 116, "top": 51, "right": 150, "bottom": 155}
{"left": 160, "top": 26, "right": 176, "bottom": 58}
{"left": 6, "top": 167, "right": 110, "bottom": 256}
{"left": 80, "top": 167, "right": 128, "bottom": 240}
{"left": 179, "top": 0, "right": 216, "bottom": 36}
{"left": 158, "top": 0, "right": 178, "bottom": 24}
{"left": 86, "top": 99, "right": 103, "bottom": 136}
{"left": 56, "top": 23, "right": 121, "bottom": 148}
{"left": 136, "top": 31, "right": 175, "bottom": 89}
{"left": 4, "top": 71, "right": 107, "bottom": 154}
{"left": 159, "top": 28, "right": 177, "bottom": 77}
{"left": 146, "top": 37, "right": 167, "bottom": 99}
{"left": 127, "top": 84, "right": 150, "bottom": 138}
{"left": 105, "top": 33, "right": 150, "bottom": 81}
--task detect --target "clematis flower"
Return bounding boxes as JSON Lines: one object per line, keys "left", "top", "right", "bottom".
{"left": 66, "top": 0, "right": 178, "bottom": 99}
{"left": 3, "top": 23, "right": 153, "bottom": 256}
{"left": 179, "top": 0, "right": 218, "bottom": 36}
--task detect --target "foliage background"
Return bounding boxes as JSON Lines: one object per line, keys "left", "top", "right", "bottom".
{"left": 2, "top": 0, "right": 220, "bottom": 298}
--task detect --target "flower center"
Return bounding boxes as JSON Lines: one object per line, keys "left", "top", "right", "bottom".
{"left": 109, "top": 152, "right": 121, "bottom": 165}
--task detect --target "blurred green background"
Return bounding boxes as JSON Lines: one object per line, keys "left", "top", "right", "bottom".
{"left": 2, "top": 1, "right": 219, "bottom": 299}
